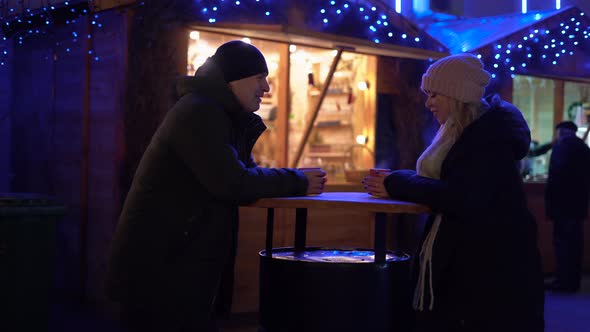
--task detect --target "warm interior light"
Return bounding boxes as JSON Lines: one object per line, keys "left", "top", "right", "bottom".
{"left": 242, "top": 37, "right": 251, "bottom": 44}
{"left": 189, "top": 31, "right": 200, "bottom": 40}
{"left": 289, "top": 44, "right": 297, "bottom": 53}
{"left": 356, "top": 135, "right": 368, "bottom": 145}
{"left": 357, "top": 81, "right": 369, "bottom": 90}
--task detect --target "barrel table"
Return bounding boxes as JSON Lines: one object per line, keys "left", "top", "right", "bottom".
{"left": 248, "top": 192, "right": 429, "bottom": 332}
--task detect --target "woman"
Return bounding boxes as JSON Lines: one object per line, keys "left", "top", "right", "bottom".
{"left": 364, "top": 53, "right": 544, "bottom": 331}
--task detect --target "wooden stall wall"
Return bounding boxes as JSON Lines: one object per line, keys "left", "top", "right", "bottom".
{"left": 525, "top": 182, "right": 590, "bottom": 274}
{"left": 375, "top": 56, "right": 433, "bottom": 170}
{"left": 6, "top": 9, "right": 129, "bottom": 303}
{"left": 121, "top": 2, "right": 189, "bottom": 197}
{"left": 0, "top": 40, "right": 12, "bottom": 192}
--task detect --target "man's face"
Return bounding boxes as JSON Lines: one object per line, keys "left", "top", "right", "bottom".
{"left": 228, "top": 73, "right": 270, "bottom": 112}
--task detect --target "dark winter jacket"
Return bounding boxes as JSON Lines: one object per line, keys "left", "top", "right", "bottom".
{"left": 106, "top": 59, "right": 308, "bottom": 326}
{"left": 545, "top": 134, "right": 590, "bottom": 221}
{"left": 383, "top": 95, "right": 544, "bottom": 331}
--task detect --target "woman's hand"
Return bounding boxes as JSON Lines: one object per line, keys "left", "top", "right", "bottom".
{"left": 362, "top": 173, "right": 390, "bottom": 198}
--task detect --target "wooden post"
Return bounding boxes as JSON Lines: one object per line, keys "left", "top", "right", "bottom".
{"left": 276, "top": 43, "right": 290, "bottom": 167}
{"left": 80, "top": 15, "right": 92, "bottom": 301}
{"left": 553, "top": 79, "right": 565, "bottom": 129}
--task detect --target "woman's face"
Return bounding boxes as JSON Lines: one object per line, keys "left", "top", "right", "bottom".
{"left": 424, "top": 91, "right": 452, "bottom": 125}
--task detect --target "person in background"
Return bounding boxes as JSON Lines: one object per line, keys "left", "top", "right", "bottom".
{"left": 544, "top": 121, "right": 590, "bottom": 293}
{"left": 106, "top": 40, "right": 326, "bottom": 332}
{"left": 521, "top": 139, "right": 554, "bottom": 178}
{"left": 363, "top": 53, "right": 544, "bottom": 331}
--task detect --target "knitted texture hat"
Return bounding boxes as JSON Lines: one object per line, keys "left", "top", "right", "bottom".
{"left": 210, "top": 40, "right": 268, "bottom": 82}
{"left": 421, "top": 53, "right": 491, "bottom": 103}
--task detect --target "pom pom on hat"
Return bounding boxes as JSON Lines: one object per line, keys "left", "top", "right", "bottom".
{"left": 421, "top": 53, "right": 491, "bottom": 103}
{"left": 211, "top": 40, "right": 269, "bottom": 82}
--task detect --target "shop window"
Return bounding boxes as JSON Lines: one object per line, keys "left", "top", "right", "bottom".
{"left": 288, "top": 46, "right": 375, "bottom": 183}
{"left": 564, "top": 81, "right": 590, "bottom": 146}
{"left": 513, "top": 75, "right": 555, "bottom": 175}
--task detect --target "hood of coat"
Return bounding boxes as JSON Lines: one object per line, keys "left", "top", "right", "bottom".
{"left": 452, "top": 94, "right": 531, "bottom": 162}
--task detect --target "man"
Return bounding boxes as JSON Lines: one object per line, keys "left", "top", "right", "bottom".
{"left": 545, "top": 121, "right": 590, "bottom": 293}
{"left": 106, "top": 40, "right": 326, "bottom": 331}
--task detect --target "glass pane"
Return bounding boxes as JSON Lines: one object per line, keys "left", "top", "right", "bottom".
{"left": 564, "top": 81, "right": 590, "bottom": 146}
{"left": 288, "top": 47, "right": 374, "bottom": 183}
{"left": 513, "top": 75, "right": 555, "bottom": 176}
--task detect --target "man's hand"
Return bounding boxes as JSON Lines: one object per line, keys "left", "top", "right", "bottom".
{"left": 300, "top": 169, "right": 327, "bottom": 195}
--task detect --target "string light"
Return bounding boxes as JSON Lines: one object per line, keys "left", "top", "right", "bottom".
{"left": 483, "top": 9, "right": 590, "bottom": 80}
{"left": 0, "top": 1, "right": 106, "bottom": 65}
{"left": 194, "top": 0, "right": 445, "bottom": 52}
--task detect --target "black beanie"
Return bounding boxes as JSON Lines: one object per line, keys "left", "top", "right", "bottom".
{"left": 556, "top": 121, "right": 578, "bottom": 132}
{"left": 211, "top": 40, "right": 268, "bottom": 82}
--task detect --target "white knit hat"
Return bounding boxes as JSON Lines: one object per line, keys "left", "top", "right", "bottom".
{"left": 421, "top": 53, "right": 491, "bottom": 103}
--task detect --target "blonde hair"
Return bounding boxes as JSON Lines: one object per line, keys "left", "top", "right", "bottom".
{"left": 417, "top": 97, "right": 487, "bottom": 179}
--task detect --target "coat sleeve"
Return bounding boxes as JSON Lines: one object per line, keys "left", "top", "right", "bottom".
{"left": 384, "top": 143, "right": 520, "bottom": 217}
{"left": 161, "top": 97, "right": 308, "bottom": 201}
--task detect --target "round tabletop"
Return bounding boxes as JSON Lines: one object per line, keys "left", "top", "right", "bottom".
{"left": 247, "top": 191, "right": 430, "bottom": 214}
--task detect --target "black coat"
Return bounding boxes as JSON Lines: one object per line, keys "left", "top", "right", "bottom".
{"left": 383, "top": 95, "right": 544, "bottom": 331}
{"left": 106, "top": 59, "right": 308, "bottom": 327}
{"left": 545, "top": 134, "right": 590, "bottom": 221}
